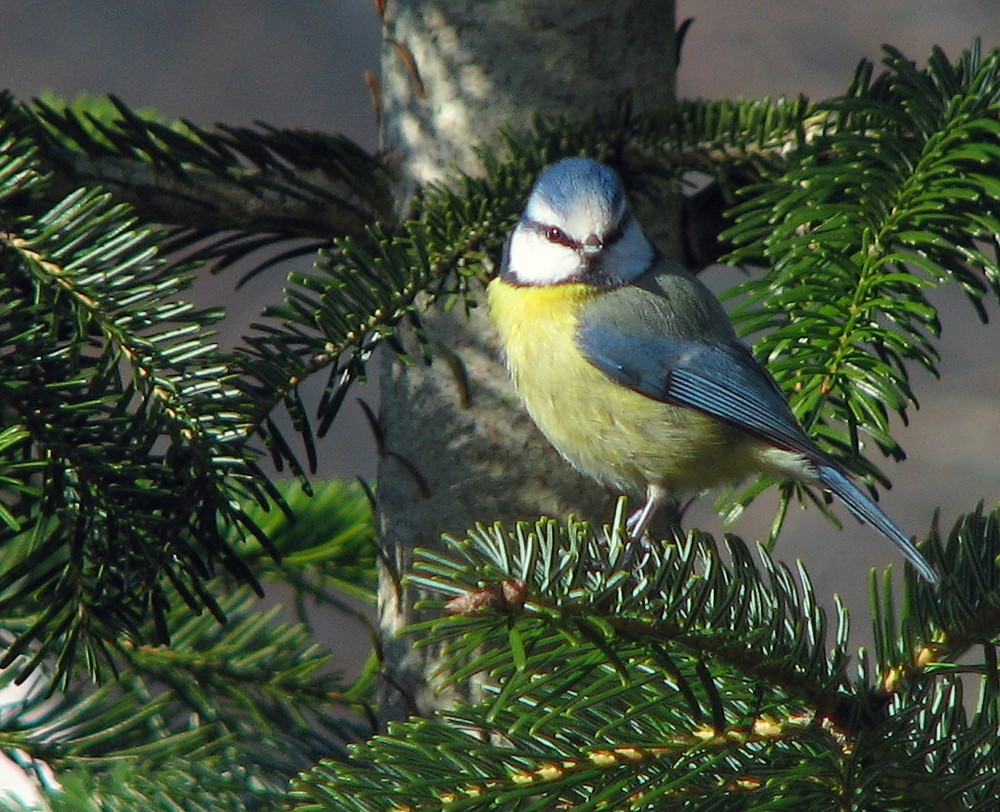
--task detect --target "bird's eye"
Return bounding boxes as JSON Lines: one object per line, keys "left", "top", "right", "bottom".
{"left": 544, "top": 226, "right": 573, "bottom": 246}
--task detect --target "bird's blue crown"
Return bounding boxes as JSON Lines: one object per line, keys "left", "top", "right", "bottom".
{"left": 527, "top": 157, "right": 624, "bottom": 223}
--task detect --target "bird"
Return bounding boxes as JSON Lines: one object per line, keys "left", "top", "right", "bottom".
{"left": 486, "top": 156, "right": 938, "bottom": 584}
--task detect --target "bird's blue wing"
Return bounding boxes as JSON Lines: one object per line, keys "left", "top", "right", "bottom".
{"left": 578, "top": 321, "right": 815, "bottom": 456}
{"left": 579, "top": 322, "right": 940, "bottom": 583}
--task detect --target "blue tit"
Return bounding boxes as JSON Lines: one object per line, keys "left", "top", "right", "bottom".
{"left": 487, "top": 156, "right": 938, "bottom": 584}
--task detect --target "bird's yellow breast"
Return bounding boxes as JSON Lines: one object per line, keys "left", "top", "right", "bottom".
{"left": 487, "top": 277, "right": 760, "bottom": 494}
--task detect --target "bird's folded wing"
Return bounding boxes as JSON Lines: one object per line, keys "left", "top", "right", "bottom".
{"left": 578, "top": 321, "right": 815, "bottom": 457}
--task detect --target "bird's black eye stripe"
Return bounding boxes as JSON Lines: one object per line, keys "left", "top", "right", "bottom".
{"left": 527, "top": 214, "right": 630, "bottom": 251}
{"left": 524, "top": 219, "right": 577, "bottom": 248}
{"left": 525, "top": 217, "right": 628, "bottom": 250}
{"left": 543, "top": 225, "right": 575, "bottom": 247}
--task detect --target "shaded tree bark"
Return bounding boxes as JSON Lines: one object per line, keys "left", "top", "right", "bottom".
{"left": 375, "top": 0, "right": 678, "bottom": 721}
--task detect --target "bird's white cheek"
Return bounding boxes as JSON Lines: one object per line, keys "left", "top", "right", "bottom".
{"left": 507, "top": 230, "right": 582, "bottom": 285}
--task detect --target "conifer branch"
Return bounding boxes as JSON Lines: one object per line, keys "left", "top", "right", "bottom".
{"left": 718, "top": 42, "right": 1000, "bottom": 531}
{"left": 293, "top": 503, "right": 1000, "bottom": 810}
{"left": 0, "top": 92, "right": 393, "bottom": 243}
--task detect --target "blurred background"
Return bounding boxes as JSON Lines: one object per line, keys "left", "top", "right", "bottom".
{"left": 1, "top": 0, "right": 998, "bottom": 798}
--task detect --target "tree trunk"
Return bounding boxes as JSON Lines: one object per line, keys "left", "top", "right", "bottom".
{"left": 375, "top": 0, "right": 677, "bottom": 722}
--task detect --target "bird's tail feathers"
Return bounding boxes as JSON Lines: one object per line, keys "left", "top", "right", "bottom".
{"left": 817, "top": 464, "right": 938, "bottom": 584}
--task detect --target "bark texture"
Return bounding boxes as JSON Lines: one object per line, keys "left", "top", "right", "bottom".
{"left": 376, "top": 0, "right": 677, "bottom": 721}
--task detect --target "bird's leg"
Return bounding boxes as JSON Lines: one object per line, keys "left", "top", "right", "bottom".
{"left": 626, "top": 482, "right": 670, "bottom": 540}
{"left": 622, "top": 483, "right": 671, "bottom": 567}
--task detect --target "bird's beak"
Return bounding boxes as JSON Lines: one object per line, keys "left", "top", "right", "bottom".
{"left": 581, "top": 234, "right": 603, "bottom": 256}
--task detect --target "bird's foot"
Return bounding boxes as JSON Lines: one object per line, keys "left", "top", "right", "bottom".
{"left": 621, "top": 531, "right": 653, "bottom": 571}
